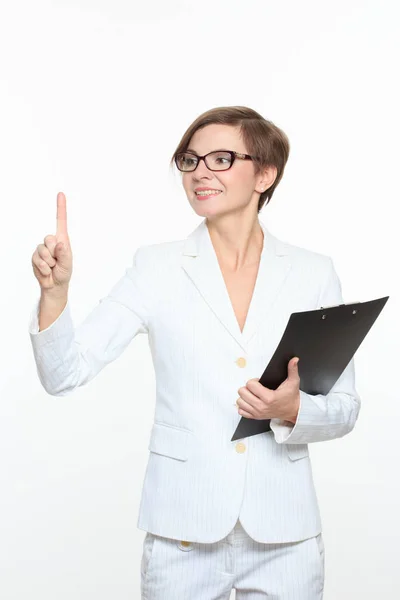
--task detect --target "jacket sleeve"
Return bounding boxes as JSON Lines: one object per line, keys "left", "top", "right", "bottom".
{"left": 270, "top": 256, "right": 361, "bottom": 445}
{"left": 28, "top": 246, "right": 151, "bottom": 396}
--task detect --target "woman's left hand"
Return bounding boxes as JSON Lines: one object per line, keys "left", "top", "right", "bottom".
{"left": 236, "top": 357, "right": 301, "bottom": 424}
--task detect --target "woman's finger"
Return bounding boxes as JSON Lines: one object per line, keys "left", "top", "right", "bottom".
{"left": 56, "top": 192, "right": 69, "bottom": 241}
{"left": 236, "top": 396, "right": 256, "bottom": 416}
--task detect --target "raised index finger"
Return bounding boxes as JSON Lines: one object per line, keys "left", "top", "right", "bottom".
{"left": 56, "top": 191, "right": 69, "bottom": 240}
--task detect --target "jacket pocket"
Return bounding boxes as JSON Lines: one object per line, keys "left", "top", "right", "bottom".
{"left": 148, "top": 421, "right": 192, "bottom": 461}
{"left": 286, "top": 443, "right": 309, "bottom": 461}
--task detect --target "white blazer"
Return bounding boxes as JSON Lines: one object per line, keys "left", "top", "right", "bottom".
{"left": 29, "top": 218, "right": 361, "bottom": 544}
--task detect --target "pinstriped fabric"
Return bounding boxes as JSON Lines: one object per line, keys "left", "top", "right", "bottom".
{"left": 141, "top": 518, "right": 324, "bottom": 599}
{"left": 29, "top": 217, "right": 361, "bottom": 545}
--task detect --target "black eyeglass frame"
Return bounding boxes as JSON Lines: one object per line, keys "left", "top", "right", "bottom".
{"left": 174, "top": 150, "right": 258, "bottom": 172}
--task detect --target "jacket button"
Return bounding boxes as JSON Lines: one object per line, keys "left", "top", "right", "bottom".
{"left": 236, "top": 357, "right": 247, "bottom": 368}
{"left": 235, "top": 442, "right": 246, "bottom": 453}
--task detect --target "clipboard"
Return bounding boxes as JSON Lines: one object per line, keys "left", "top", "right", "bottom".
{"left": 231, "top": 296, "right": 389, "bottom": 441}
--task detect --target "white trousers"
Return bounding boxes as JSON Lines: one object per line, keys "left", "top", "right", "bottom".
{"left": 140, "top": 518, "right": 325, "bottom": 599}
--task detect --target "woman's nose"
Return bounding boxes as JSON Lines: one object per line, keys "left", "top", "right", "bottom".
{"left": 192, "top": 158, "right": 212, "bottom": 178}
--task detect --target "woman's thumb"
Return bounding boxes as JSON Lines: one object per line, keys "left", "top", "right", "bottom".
{"left": 54, "top": 241, "right": 65, "bottom": 257}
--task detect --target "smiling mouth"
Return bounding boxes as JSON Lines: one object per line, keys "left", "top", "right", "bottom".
{"left": 195, "top": 190, "right": 222, "bottom": 197}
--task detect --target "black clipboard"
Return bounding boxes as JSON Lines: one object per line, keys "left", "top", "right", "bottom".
{"left": 231, "top": 296, "right": 389, "bottom": 441}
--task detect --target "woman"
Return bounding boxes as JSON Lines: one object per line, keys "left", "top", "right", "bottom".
{"left": 29, "top": 106, "right": 361, "bottom": 599}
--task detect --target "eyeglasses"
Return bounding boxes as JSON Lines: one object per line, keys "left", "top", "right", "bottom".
{"left": 174, "top": 150, "right": 258, "bottom": 172}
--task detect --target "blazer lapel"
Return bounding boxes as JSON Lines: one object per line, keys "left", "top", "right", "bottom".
{"left": 181, "top": 218, "right": 292, "bottom": 351}
{"left": 241, "top": 222, "right": 292, "bottom": 345}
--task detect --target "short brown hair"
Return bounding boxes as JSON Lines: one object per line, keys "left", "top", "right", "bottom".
{"left": 170, "top": 106, "right": 290, "bottom": 212}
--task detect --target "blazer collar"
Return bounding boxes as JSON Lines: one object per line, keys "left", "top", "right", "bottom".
{"left": 181, "top": 218, "right": 292, "bottom": 351}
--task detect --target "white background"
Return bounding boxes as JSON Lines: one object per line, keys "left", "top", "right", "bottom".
{"left": 0, "top": 0, "right": 399, "bottom": 598}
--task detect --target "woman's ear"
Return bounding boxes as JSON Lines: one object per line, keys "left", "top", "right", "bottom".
{"left": 257, "top": 165, "right": 277, "bottom": 193}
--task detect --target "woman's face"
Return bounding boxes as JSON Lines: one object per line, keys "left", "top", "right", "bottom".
{"left": 181, "top": 123, "right": 269, "bottom": 219}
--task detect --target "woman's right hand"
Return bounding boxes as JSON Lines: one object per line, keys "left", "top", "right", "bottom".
{"left": 31, "top": 192, "right": 73, "bottom": 293}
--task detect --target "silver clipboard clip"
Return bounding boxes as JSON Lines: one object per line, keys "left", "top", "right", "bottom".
{"left": 320, "top": 301, "right": 361, "bottom": 309}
